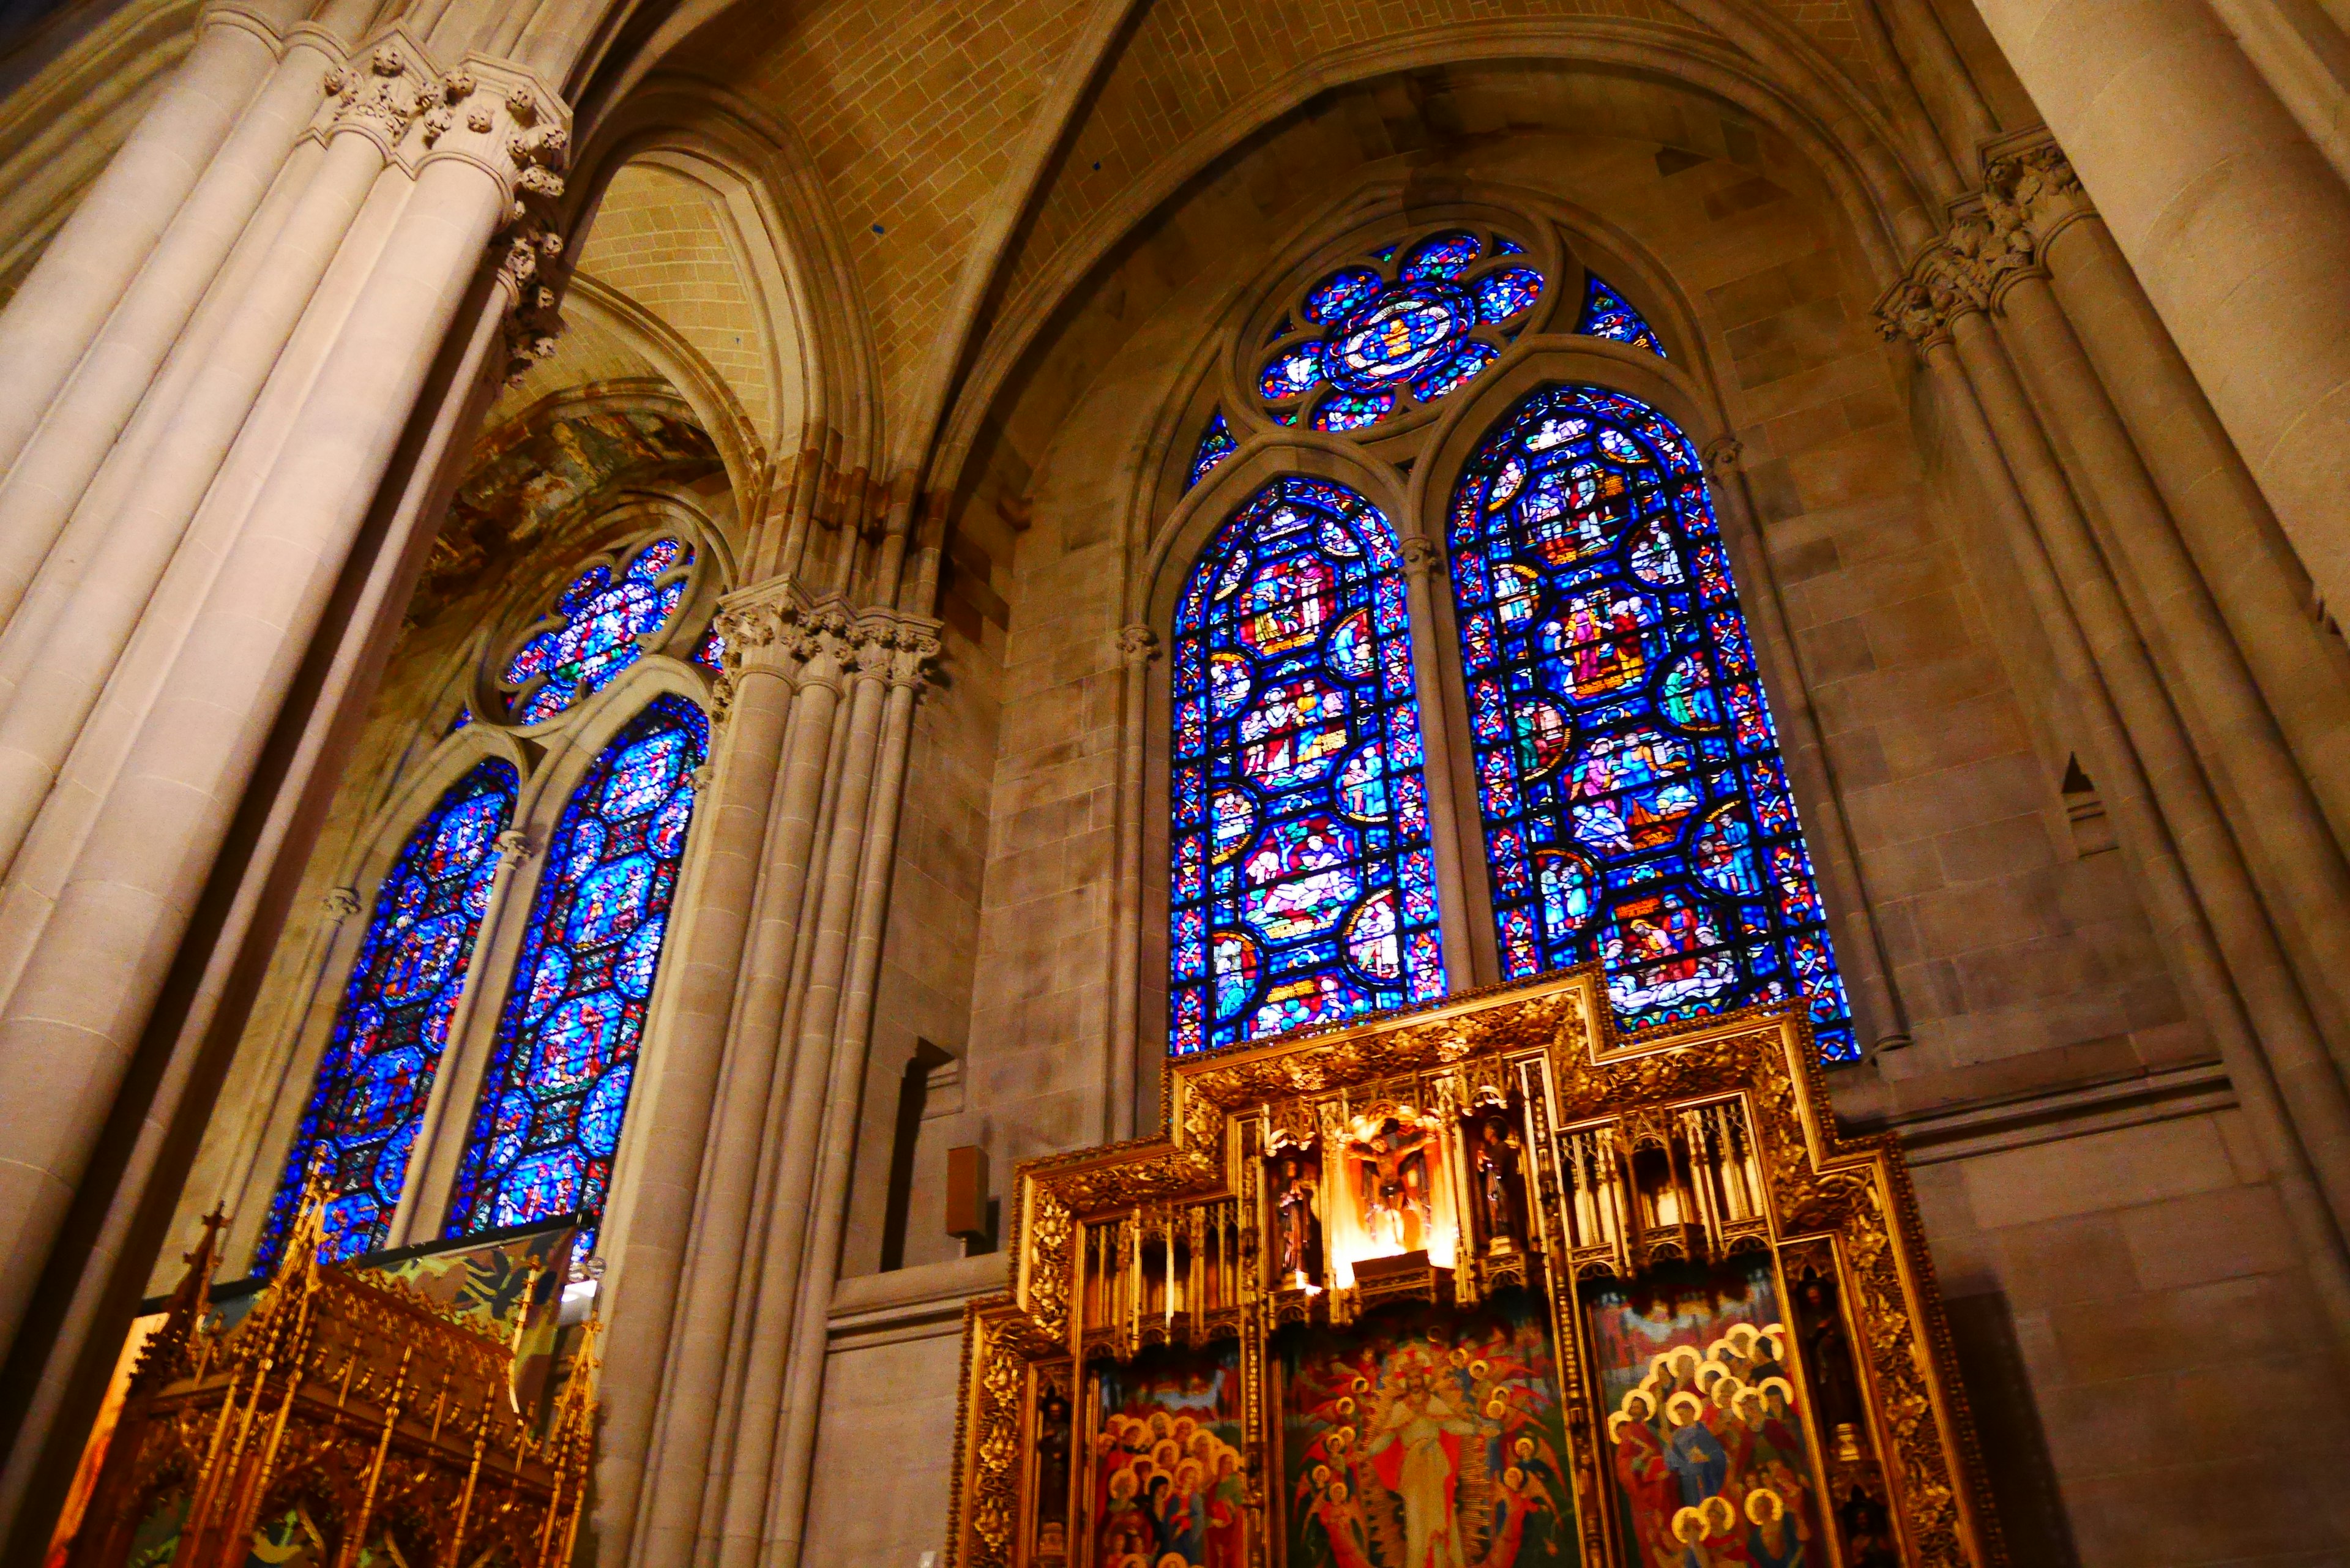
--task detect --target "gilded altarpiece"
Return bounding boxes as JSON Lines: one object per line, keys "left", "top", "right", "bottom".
{"left": 945, "top": 971, "right": 2001, "bottom": 1568}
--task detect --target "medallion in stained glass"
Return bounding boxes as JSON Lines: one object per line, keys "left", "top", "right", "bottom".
{"left": 1447, "top": 385, "right": 1854, "bottom": 1061}
{"left": 258, "top": 760, "right": 518, "bottom": 1270}
{"left": 503, "top": 537, "right": 695, "bottom": 723}
{"left": 1170, "top": 477, "right": 1446, "bottom": 1055}
{"left": 1576, "top": 274, "right": 1667, "bottom": 357}
{"left": 444, "top": 695, "right": 709, "bottom": 1253}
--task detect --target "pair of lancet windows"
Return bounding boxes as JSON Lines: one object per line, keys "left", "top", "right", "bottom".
{"left": 261, "top": 531, "right": 712, "bottom": 1270}
{"left": 1171, "top": 256, "right": 1854, "bottom": 1065}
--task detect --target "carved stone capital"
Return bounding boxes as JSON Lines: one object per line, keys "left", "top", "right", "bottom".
{"left": 494, "top": 828, "right": 532, "bottom": 862}
{"left": 1873, "top": 244, "right": 1981, "bottom": 348}
{"left": 1117, "top": 624, "right": 1160, "bottom": 668}
{"left": 321, "top": 886, "right": 362, "bottom": 922}
{"left": 1399, "top": 534, "right": 1445, "bottom": 582}
{"left": 1983, "top": 131, "right": 2093, "bottom": 255}
{"left": 1703, "top": 436, "right": 1744, "bottom": 476}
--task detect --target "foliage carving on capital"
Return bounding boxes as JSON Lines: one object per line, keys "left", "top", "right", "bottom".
{"left": 1984, "top": 135, "right": 2091, "bottom": 252}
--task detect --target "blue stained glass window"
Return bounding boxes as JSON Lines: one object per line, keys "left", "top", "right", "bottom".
{"left": 1169, "top": 477, "right": 1446, "bottom": 1054}
{"left": 504, "top": 537, "right": 695, "bottom": 723}
{"left": 1577, "top": 274, "right": 1667, "bottom": 357}
{"left": 1448, "top": 385, "right": 1854, "bottom": 1061}
{"left": 446, "top": 695, "right": 709, "bottom": 1252}
{"left": 1259, "top": 230, "right": 1546, "bottom": 433}
{"left": 259, "top": 760, "right": 518, "bottom": 1270}
{"left": 1189, "top": 410, "right": 1238, "bottom": 488}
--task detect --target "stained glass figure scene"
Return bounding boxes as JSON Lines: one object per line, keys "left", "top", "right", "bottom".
{"left": 1576, "top": 273, "right": 1668, "bottom": 357}
{"left": 1447, "top": 385, "right": 1855, "bottom": 1060}
{"left": 1169, "top": 476, "right": 1447, "bottom": 1054}
{"left": 1256, "top": 228, "right": 1547, "bottom": 435}
{"left": 502, "top": 536, "right": 695, "bottom": 723}
{"left": 446, "top": 695, "right": 709, "bottom": 1253}
{"left": 1188, "top": 409, "right": 1239, "bottom": 488}
{"left": 259, "top": 760, "right": 519, "bottom": 1270}
{"left": 690, "top": 621, "right": 727, "bottom": 672}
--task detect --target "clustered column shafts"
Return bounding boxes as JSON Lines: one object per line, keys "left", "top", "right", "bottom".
{"left": 608, "top": 586, "right": 938, "bottom": 1568}
{"left": 1876, "top": 132, "right": 2350, "bottom": 1351}
{"left": 1108, "top": 624, "right": 1155, "bottom": 1144}
{"left": 0, "top": 8, "right": 581, "bottom": 1551}
{"left": 1397, "top": 534, "right": 1479, "bottom": 995}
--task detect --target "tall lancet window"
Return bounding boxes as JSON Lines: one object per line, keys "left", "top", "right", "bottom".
{"left": 446, "top": 694, "right": 708, "bottom": 1250}
{"left": 1449, "top": 385, "right": 1856, "bottom": 1061}
{"left": 1169, "top": 476, "right": 1446, "bottom": 1055}
{"left": 260, "top": 760, "right": 519, "bottom": 1269}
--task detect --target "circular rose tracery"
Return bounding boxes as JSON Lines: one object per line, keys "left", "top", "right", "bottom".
{"left": 1255, "top": 226, "right": 1547, "bottom": 435}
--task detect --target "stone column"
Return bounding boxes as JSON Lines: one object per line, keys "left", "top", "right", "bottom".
{"left": 0, "top": 27, "right": 352, "bottom": 631}
{"left": 1965, "top": 0, "right": 2350, "bottom": 627}
{"left": 1985, "top": 136, "right": 2350, "bottom": 853}
{"left": 0, "top": 6, "right": 293, "bottom": 471}
{"left": 1879, "top": 271, "right": 2350, "bottom": 1307}
{"left": 1108, "top": 624, "right": 1155, "bottom": 1141}
{"left": 711, "top": 629, "right": 891, "bottom": 1568}
{"left": 1398, "top": 534, "right": 1479, "bottom": 994}
{"left": 1881, "top": 283, "right": 2350, "bottom": 1344}
{"left": 0, "top": 47, "right": 568, "bottom": 1363}
{"left": 620, "top": 592, "right": 848, "bottom": 1568}
{"left": 1986, "top": 261, "right": 2350, "bottom": 1063}
{"left": 766, "top": 623, "right": 938, "bottom": 1568}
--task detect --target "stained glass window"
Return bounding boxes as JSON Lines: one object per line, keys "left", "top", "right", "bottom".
{"left": 502, "top": 536, "right": 695, "bottom": 724}
{"left": 691, "top": 621, "right": 726, "bottom": 672}
{"left": 1258, "top": 228, "right": 1546, "bottom": 435}
{"left": 445, "top": 695, "right": 709, "bottom": 1252}
{"left": 1189, "top": 410, "right": 1238, "bottom": 488}
{"left": 1169, "top": 476, "right": 1446, "bottom": 1054}
{"left": 1577, "top": 274, "right": 1666, "bottom": 357}
{"left": 259, "top": 760, "right": 519, "bottom": 1270}
{"left": 1447, "top": 385, "right": 1854, "bottom": 1061}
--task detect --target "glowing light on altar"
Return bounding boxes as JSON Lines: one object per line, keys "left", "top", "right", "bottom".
{"left": 1324, "top": 1105, "right": 1461, "bottom": 1284}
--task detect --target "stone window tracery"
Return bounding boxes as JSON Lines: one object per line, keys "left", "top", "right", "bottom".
{"left": 497, "top": 532, "right": 698, "bottom": 723}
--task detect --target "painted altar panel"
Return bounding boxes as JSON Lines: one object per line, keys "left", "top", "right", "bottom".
{"left": 1583, "top": 1258, "right": 1827, "bottom": 1568}
{"left": 1086, "top": 1344, "right": 1251, "bottom": 1568}
{"left": 1279, "top": 1295, "right": 1578, "bottom": 1568}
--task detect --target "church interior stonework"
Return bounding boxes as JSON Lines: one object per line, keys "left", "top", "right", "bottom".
{"left": 2, "top": 0, "right": 2350, "bottom": 1564}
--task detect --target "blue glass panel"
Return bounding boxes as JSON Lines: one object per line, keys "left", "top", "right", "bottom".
{"left": 1409, "top": 342, "right": 1499, "bottom": 403}
{"left": 1447, "top": 385, "right": 1856, "bottom": 1062}
{"left": 1400, "top": 230, "right": 1482, "bottom": 281}
{"left": 504, "top": 537, "right": 695, "bottom": 723}
{"left": 259, "top": 760, "right": 518, "bottom": 1269}
{"left": 1576, "top": 274, "right": 1668, "bottom": 357}
{"left": 691, "top": 622, "right": 726, "bottom": 672}
{"left": 446, "top": 695, "right": 709, "bottom": 1253}
{"left": 1169, "top": 477, "right": 1445, "bottom": 1054}
{"left": 1312, "top": 390, "right": 1395, "bottom": 433}
{"left": 1304, "top": 267, "right": 1381, "bottom": 324}
{"left": 1322, "top": 288, "right": 1475, "bottom": 393}
{"left": 1260, "top": 343, "right": 1325, "bottom": 401}
{"left": 1472, "top": 267, "right": 1545, "bottom": 324}
{"left": 1188, "top": 409, "right": 1239, "bottom": 488}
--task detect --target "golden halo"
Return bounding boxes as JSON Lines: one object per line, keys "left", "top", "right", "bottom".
{"left": 1312, "top": 1463, "right": 1332, "bottom": 1485}
{"left": 1696, "top": 1358, "right": 1731, "bottom": 1387}
{"left": 1761, "top": 1376, "right": 1796, "bottom": 1405}
{"left": 1701, "top": 1495, "right": 1736, "bottom": 1531}
{"left": 1470, "top": 1359, "right": 1491, "bottom": 1379}
{"left": 1514, "top": 1436, "right": 1537, "bottom": 1460}
{"left": 1336, "top": 1397, "right": 1356, "bottom": 1416}
{"left": 1666, "top": 1391, "right": 1704, "bottom": 1427}
{"left": 1672, "top": 1507, "right": 1707, "bottom": 1544}
{"left": 1747, "top": 1487, "right": 1786, "bottom": 1525}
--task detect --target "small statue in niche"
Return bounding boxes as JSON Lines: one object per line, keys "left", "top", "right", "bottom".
{"left": 1269, "top": 1149, "right": 1323, "bottom": 1287}
{"left": 1792, "top": 1269, "right": 1868, "bottom": 1459}
{"left": 1348, "top": 1115, "right": 1436, "bottom": 1252}
{"left": 1468, "top": 1109, "right": 1528, "bottom": 1253}
{"left": 1034, "top": 1387, "right": 1073, "bottom": 1560}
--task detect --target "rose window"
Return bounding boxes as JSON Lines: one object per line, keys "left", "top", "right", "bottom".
{"left": 1256, "top": 228, "right": 1547, "bottom": 435}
